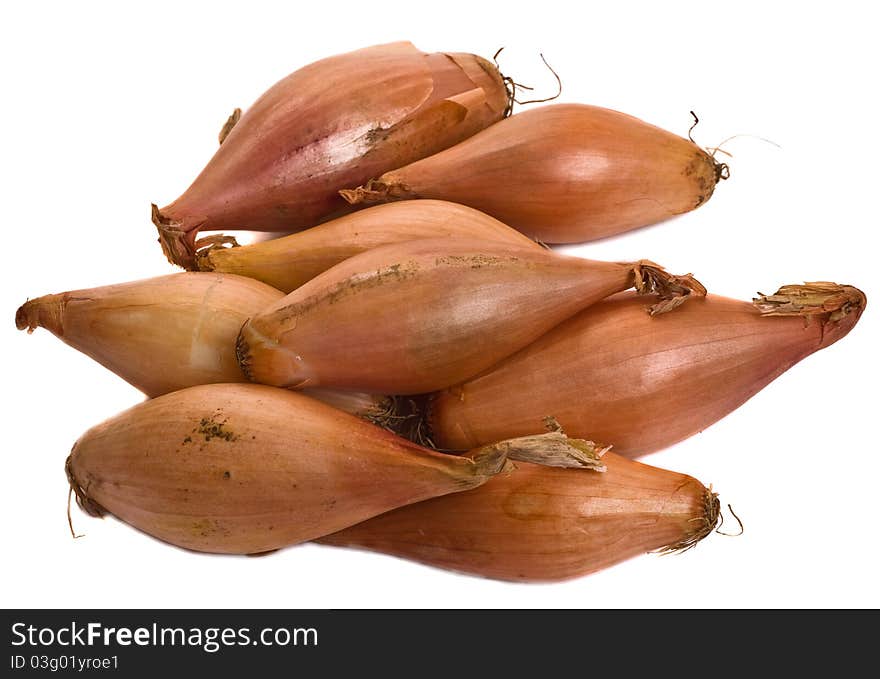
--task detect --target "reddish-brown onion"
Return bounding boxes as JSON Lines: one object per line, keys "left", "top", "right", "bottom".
{"left": 153, "top": 42, "right": 509, "bottom": 269}
{"left": 319, "top": 454, "right": 719, "bottom": 582}
{"left": 196, "top": 199, "right": 538, "bottom": 292}
{"left": 14, "top": 272, "right": 388, "bottom": 418}
{"left": 235, "top": 237, "right": 706, "bottom": 395}
{"left": 424, "top": 282, "right": 866, "bottom": 456}
{"left": 341, "top": 103, "right": 727, "bottom": 243}
{"left": 66, "top": 384, "right": 605, "bottom": 554}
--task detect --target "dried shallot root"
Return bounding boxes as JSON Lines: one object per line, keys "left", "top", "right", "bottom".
{"left": 196, "top": 200, "right": 539, "bottom": 293}
{"left": 341, "top": 103, "right": 728, "bottom": 243}
{"left": 235, "top": 237, "right": 706, "bottom": 395}
{"left": 65, "top": 384, "right": 604, "bottom": 554}
{"left": 420, "top": 282, "right": 866, "bottom": 456}
{"left": 14, "top": 272, "right": 388, "bottom": 418}
{"left": 152, "top": 42, "right": 510, "bottom": 269}
{"left": 319, "top": 453, "right": 721, "bottom": 582}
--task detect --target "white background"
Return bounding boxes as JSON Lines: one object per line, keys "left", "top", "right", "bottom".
{"left": 2, "top": 1, "right": 877, "bottom": 609}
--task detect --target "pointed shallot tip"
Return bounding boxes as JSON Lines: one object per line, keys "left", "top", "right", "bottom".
{"left": 15, "top": 296, "right": 64, "bottom": 336}
{"left": 340, "top": 179, "right": 413, "bottom": 206}
{"left": 468, "top": 442, "right": 514, "bottom": 477}
{"left": 631, "top": 261, "right": 708, "bottom": 315}
{"left": 655, "top": 487, "right": 722, "bottom": 556}
{"left": 492, "top": 431, "right": 608, "bottom": 471}
{"left": 152, "top": 203, "right": 197, "bottom": 270}
{"left": 193, "top": 234, "right": 242, "bottom": 272}
{"left": 752, "top": 282, "right": 867, "bottom": 322}
{"left": 14, "top": 300, "right": 34, "bottom": 332}
{"left": 65, "top": 452, "right": 105, "bottom": 522}
{"left": 337, "top": 187, "right": 366, "bottom": 205}
{"left": 340, "top": 180, "right": 397, "bottom": 206}
{"left": 194, "top": 251, "right": 216, "bottom": 272}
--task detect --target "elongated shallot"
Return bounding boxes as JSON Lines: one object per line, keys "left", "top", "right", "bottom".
{"left": 66, "top": 384, "right": 604, "bottom": 554}
{"left": 321, "top": 453, "right": 719, "bottom": 582}
{"left": 423, "top": 282, "right": 866, "bottom": 456}
{"left": 196, "top": 200, "right": 538, "bottom": 292}
{"left": 15, "top": 273, "right": 388, "bottom": 418}
{"left": 236, "top": 237, "right": 706, "bottom": 395}
{"left": 342, "top": 103, "right": 727, "bottom": 243}
{"left": 153, "top": 42, "right": 509, "bottom": 269}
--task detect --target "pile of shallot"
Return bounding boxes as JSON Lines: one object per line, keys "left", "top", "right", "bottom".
{"left": 16, "top": 42, "right": 866, "bottom": 582}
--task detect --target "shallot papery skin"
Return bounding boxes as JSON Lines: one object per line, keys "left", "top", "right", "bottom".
{"left": 341, "top": 103, "right": 727, "bottom": 243}
{"left": 196, "top": 199, "right": 539, "bottom": 293}
{"left": 152, "top": 42, "right": 509, "bottom": 269}
{"left": 235, "top": 237, "right": 706, "bottom": 395}
{"left": 425, "top": 283, "right": 866, "bottom": 456}
{"left": 66, "top": 384, "right": 601, "bottom": 554}
{"left": 319, "top": 454, "right": 719, "bottom": 582}
{"left": 16, "top": 273, "right": 281, "bottom": 397}
{"left": 14, "top": 273, "right": 389, "bottom": 418}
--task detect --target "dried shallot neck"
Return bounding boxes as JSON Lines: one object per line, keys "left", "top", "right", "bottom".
{"left": 377, "top": 397, "right": 607, "bottom": 470}
{"left": 414, "top": 405, "right": 610, "bottom": 469}
{"left": 630, "top": 260, "right": 708, "bottom": 315}
{"left": 476, "top": 431, "right": 608, "bottom": 471}
{"left": 338, "top": 179, "right": 410, "bottom": 206}
{"left": 153, "top": 204, "right": 244, "bottom": 271}
{"left": 152, "top": 203, "right": 193, "bottom": 269}
{"left": 193, "top": 234, "right": 241, "bottom": 271}
{"left": 753, "top": 282, "right": 866, "bottom": 323}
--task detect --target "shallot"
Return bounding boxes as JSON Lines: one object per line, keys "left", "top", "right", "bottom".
{"left": 196, "top": 199, "right": 538, "bottom": 292}
{"left": 342, "top": 103, "right": 728, "bottom": 243}
{"left": 15, "top": 273, "right": 389, "bottom": 418}
{"left": 236, "top": 237, "right": 706, "bottom": 394}
{"left": 153, "top": 42, "right": 509, "bottom": 269}
{"left": 321, "top": 453, "right": 719, "bottom": 582}
{"left": 423, "top": 282, "right": 866, "bottom": 455}
{"left": 66, "top": 383, "right": 603, "bottom": 554}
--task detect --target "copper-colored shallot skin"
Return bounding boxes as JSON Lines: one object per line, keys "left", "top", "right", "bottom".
{"left": 153, "top": 42, "right": 509, "bottom": 269}
{"left": 14, "top": 272, "right": 389, "bottom": 419}
{"left": 427, "top": 284, "right": 866, "bottom": 456}
{"left": 66, "top": 384, "right": 511, "bottom": 555}
{"left": 319, "top": 455, "right": 718, "bottom": 582}
{"left": 197, "top": 200, "right": 539, "bottom": 293}
{"left": 15, "top": 273, "right": 283, "bottom": 398}
{"left": 341, "top": 103, "right": 726, "bottom": 243}
{"left": 235, "top": 237, "right": 703, "bottom": 395}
